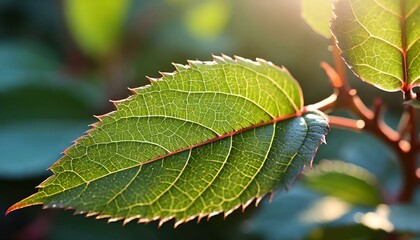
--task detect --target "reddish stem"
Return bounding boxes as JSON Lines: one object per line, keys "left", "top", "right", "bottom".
{"left": 308, "top": 42, "right": 419, "bottom": 203}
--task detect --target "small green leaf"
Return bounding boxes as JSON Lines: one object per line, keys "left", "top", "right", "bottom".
{"left": 303, "top": 160, "right": 383, "bottom": 207}
{"left": 184, "top": 0, "right": 230, "bottom": 39}
{"left": 64, "top": 0, "right": 130, "bottom": 58}
{"left": 301, "top": 0, "right": 333, "bottom": 38}
{"left": 332, "top": 0, "right": 420, "bottom": 92}
{"left": 7, "top": 56, "right": 329, "bottom": 226}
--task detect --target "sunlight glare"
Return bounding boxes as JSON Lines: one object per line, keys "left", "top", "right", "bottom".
{"left": 299, "top": 196, "right": 351, "bottom": 223}
{"left": 354, "top": 204, "right": 394, "bottom": 232}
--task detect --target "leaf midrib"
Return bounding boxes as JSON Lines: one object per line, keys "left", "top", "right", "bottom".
{"left": 88, "top": 117, "right": 306, "bottom": 219}
{"left": 346, "top": 0, "right": 417, "bottom": 87}
{"left": 43, "top": 59, "right": 303, "bottom": 198}
{"left": 44, "top": 113, "right": 301, "bottom": 199}
{"left": 400, "top": 0, "right": 408, "bottom": 87}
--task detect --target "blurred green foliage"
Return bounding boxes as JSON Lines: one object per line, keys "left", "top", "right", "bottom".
{"left": 64, "top": 0, "right": 130, "bottom": 58}
{"left": 1, "top": 0, "right": 418, "bottom": 239}
{"left": 300, "top": 0, "right": 332, "bottom": 38}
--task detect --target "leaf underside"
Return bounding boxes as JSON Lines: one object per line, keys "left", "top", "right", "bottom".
{"left": 8, "top": 55, "right": 329, "bottom": 226}
{"left": 332, "top": 0, "right": 420, "bottom": 91}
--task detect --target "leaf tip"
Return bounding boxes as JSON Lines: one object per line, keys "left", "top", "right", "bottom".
{"left": 255, "top": 195, "right": 265, "bottom": 207}
{"left": 127, "top": 87, "right": 137, "bottom": 94}
{"left": 174, "top": 220, "right": 183, "bottom": 228}
{"left": 146, "top": 76, "right": 159, "bottom": 83}
{"left": 6, "top": 193, "right": 45, "bottom": 215}
{"left": 109, "top": 99, "right": 124, "bottom": 108}
{"left": 269, "top": 192, "right": 276, "bottom": 202}
{"left": 172, "top": 62, "right": 189, "bottom": 71}
{"left": 187, "top": 59, "right": 203, "bottom": 67}
{"left": 5, "top": 204, "right": 18, "bottom": 215}
{"left": 242, "top": 198, "right": 254, "bottom": 212}
{"left": 197, "top": 213, "right": 206, "bottom": 223}
{"left": 108, "top": 217, "right": 124, "bottom": 223}
{"left": 220, "top": 54, "right": 235, "bottom": 63}
{"left": 84, "top": 211, "right": 99, "bottom": 218}
{"left": 175, "top": 215, "right": 195, "bottom": 228}
{"left": 138, "top": 216, "right": 159, "bottom": 224}
{"left": 207, "top": 210, "right": 222, "bottom": 221}
{"left": 93, "top": 114, "right": 105, "bottom": 122}
{"left": 73, "top": 210, "right": 87, "bottom": 215}
{"left": 123, "top": 216, "right": 139, "bottom": 225}
{"left": 255, "top": 57, "right": 271, "bottom": 66}
{"left": 158, "top": 217, "right": 173, "bottom": 228}
{"left": 159, "top": 71, "right": 176, "bottom": 77}
{"left": 212, "top": 54, "right": 225, "bottom": 63}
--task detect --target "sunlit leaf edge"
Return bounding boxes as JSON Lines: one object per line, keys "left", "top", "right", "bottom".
{"left": 331, "top": 0, "right": 420, "bottom": 92}
{"left": 7, "top": 55, "right": 328, "bottom": 227}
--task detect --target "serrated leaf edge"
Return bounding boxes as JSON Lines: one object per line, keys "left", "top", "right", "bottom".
{"left": 7, "top": 55, "right": 317, "bottom": 227}
{"left": 7, "top": 114, "right": 328, "bottom": 227}
{"left": 331, "top": 0, "right": 420, "bottom": 92}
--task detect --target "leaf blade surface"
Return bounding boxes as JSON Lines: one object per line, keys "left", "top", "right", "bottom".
{"left": 8, "top": 56, "right": 328, "bottom": 225}
{"left": 301, "top": 0, "right": 333, "bottom": 38}
{"left": 332, "top": 0, "right": 420, "bottom": 91}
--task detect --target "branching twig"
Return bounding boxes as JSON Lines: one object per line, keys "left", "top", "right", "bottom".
{"left": 307, "top": 41, "right": 419, "bottom": 203}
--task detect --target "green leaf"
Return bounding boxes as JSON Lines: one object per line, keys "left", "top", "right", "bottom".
{"left": 64, "top": 0, "right": 130, "bottom": 58}
{"left": 0, "top": 41, "right": 59, "bottom": 92}
{"left": 7, "top": 56, "right": 329, "bottom": 226}
{"left": 303, "top": 160, "right": 383, "bottom": 207}
{"left": 184, "top": 0, "right": 230, "bottom": 40}
{"left": 301, "top": 0, "right": 333, "bottom": 38}
{"left": 332, "top": 0, "right": 420, "bottom": 91}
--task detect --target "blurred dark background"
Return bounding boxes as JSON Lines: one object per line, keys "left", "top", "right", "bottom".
{"left": 1, "top": 0, "right": 415, "bottom": 239}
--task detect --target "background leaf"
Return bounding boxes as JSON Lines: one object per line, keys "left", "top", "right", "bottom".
{"left": 300, "top": 0, "right": 333, "bottom": 38}
{"left": 64, "top": 0, "right": 130, "bottom": 58}
{"left": 0, "top": 41, "right": 59, "bottom": 92}
{"left": 332, "top": 0, "right": 420, "bottom": 91}
{"left": 0, "top": 120, "right": 90, "bottom": 179}
{"left": 0, "top": 41, "right": 103, "bottom": 179}
{"left": 303, "top": 160, "right": 383, "bottom": 207}
{"left": 183, "top": 0, "right": 230, "bottom": 40}
{"left": 8, "top": 56, "right": 328, "bottom": 226}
